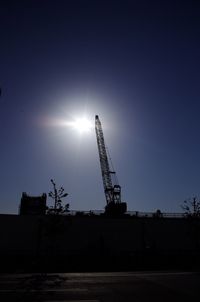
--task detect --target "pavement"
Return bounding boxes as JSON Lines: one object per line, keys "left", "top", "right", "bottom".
{"left": 0, "top": 271, "right": 199, "bottom": 301}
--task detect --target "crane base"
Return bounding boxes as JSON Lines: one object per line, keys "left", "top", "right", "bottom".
{"left": 105, "top": 202, "right": 127, "bottom": 216}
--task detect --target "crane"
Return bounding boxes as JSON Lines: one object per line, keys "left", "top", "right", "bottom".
{"left": 95, "top": 115, "right": 127, "bottom": 215}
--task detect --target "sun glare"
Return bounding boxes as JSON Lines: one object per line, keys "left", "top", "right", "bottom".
{"left": 44, "top": 115, "right": 93, "bottom": 135}
{"left": 69, "top": 117, "right": 93, "bottom": 133}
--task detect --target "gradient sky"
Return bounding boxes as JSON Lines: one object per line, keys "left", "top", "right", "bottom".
{"left": 0, "top": 0, "right": 200, "bottom": 214}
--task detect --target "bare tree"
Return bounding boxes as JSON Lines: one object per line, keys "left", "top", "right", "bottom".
{"left": 181, "top": 197, "right": 200, "bottom": 217}
{"left": 47, "top": 179, "right": 69, "bottom": 214}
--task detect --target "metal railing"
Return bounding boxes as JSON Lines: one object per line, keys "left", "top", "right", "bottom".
{"left": 126, "top": 211, "right": 185, "bottom": 218}
{"left": 64, "top": 210, "right": 186, "bottom": 218}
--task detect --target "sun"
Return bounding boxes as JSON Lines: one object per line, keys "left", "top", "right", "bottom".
{"left": 44, "top": 115, "right": 93, "bottom": 134}
{"left": 69, "top": 117, "right": 93, "bottom": 133}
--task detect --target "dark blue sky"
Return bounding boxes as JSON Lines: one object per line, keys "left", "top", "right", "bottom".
{"left": 0, "top": 0, "right": 200, "bottom": 213}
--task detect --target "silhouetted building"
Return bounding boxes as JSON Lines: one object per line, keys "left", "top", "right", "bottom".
{"left": 19, "top": 192, "right": 46, "bottom": 215}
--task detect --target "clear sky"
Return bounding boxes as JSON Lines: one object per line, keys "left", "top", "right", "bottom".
{"left": 0, "top": 0, "right": 200, "bottom": 214}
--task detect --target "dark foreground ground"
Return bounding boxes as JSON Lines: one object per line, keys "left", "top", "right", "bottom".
{"left": 0, "top": 271, "right": 199, "bottom": 302}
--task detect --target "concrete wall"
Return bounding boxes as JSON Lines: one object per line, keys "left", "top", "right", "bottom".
{"left": 0, "top": 214, "right": 199, "bottom": 271}
{"left": 0, "top": 214, "right": 198, "bottom": 253}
